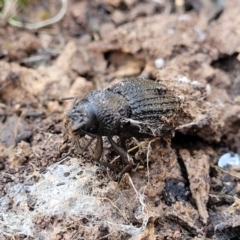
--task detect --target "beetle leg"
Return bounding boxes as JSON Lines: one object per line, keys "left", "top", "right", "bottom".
{"left": 117, "top": 164, "right": 133, "bottom": 183}
{"left": 75, "top": 139, "right": 82, "bottom": 156}
{"left": 94, "top": 136, "right": 116, "bottom": 171}
{"left": 117, "top": 136, "right": 133, "bottom": 166}
{"left": 108, "top": 137, "right": 134, "bottom": 182}
{"left": 120, "top": 136, "right": 126, "bottom": 150}
{"left": 57, "top": 139, "right": 75, "bottom": 161}
{"left": 82, "top": 137, "right": 95, "bottom": 153}
{"left": 94, "top": 136, "right": 103, "bottom": 162}
{"left": 108, "top": 137, "right": 133, "bottom": 165}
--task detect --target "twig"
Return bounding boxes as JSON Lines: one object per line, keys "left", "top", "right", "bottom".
{"left": 175, "top": 122, "right": 197, "bottom": 130}
{"left": 100, "top": 230, "right": 118, "bottom": 239}
{"left": 17, "top": 55, "right": 51, "bottom": 64}
{"left": 0, "top": 0, "right": 18, "bottom": 20}
{"left": 128, "top": 174, "right": 146, "bottom": 209}
{"left": 100, "top": 197, "right": 131, "bottom": 224}
{"left": 212, "top": 165, "right": 240, "bottom": 180}
{"left": 0, "top": 0, "right": 68, "bottom": 30}
{"left": 49, "top": 139, "right": 76, "bottom": 171}
{"left": 146, "top": 138, "right": 158, "bottom": 185}
{"left": 110, "top": 137, "right": 158, "bottom": 164}
{"left": 2, "top": 172, "right": 16, "bottom": 180}
{"left": 227, "top": 196, "right": 240, "bottom": 213}
{"left": 127, "top": 174, "right": 150, "bottom": 231}
{"left": 59, "top": 96, "right": 77, "bottom": 102}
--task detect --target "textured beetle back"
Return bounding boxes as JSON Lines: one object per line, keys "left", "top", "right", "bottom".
{"left": 109, "top": 78, "right": 180, "bottom": 123}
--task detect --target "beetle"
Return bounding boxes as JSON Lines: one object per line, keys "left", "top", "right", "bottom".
{"left": 64, "top": 78, "right": 181, "bottom": 179}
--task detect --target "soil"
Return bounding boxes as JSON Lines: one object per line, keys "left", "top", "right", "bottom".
{"left": 0, "top": 0, "right": 240, "bottom": 239}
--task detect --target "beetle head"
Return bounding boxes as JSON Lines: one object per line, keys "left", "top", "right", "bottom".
{"left": 64, "top": 100, "right": 99, "bottom": 137}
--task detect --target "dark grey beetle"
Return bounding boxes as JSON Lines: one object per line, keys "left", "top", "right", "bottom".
{"left": 64, "top": 78, "right": 181, "bottom": 178}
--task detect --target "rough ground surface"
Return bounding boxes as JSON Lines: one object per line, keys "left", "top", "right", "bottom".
{"left": 0, "top": 0, "right": 240, "bottom": 239}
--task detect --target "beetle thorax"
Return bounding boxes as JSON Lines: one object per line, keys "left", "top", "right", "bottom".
{"left": 85, "top": 90, "right": 131, "bottom": 136}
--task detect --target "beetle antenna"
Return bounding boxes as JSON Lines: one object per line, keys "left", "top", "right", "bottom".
{"left": 59, "top": 96, "right": 77, "bottom": 101}
{"left": 57, "top": 139, "right": 76, "bottom": 162}
{"left": 59, "top": 96, "right": 80, "bottom": 108}
{"left": 82, "top": 137, "right": 96, "bottom": 152}
{"left": 72, "top": 96, "right": 79, "bottom": 108}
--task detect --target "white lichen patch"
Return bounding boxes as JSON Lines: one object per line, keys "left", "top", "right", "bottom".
{"left": 0, "top": 159, "right": 116, "bottom": 236}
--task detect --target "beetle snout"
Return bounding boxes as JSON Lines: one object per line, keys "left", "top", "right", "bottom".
{"left": 64, "top": 109, "right": 75, "bottom": 119}
{"left": 65, "top": 111, "right": 81, "bottom": 129}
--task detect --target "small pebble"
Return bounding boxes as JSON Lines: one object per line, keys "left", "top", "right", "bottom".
{"left": 218, "top": 152, "right": 240, "bottom": 168}
{"left": 56, "top": 182, "right": 65, "bottom": 186}
{"left": 178, "top": 76, "right": 191, "bottom": 83}
{"left": 154, "top": 58, "right": 165, "bottom": 69}
{"left": 178, "top": 14, "right": 191, "bottom": 22}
